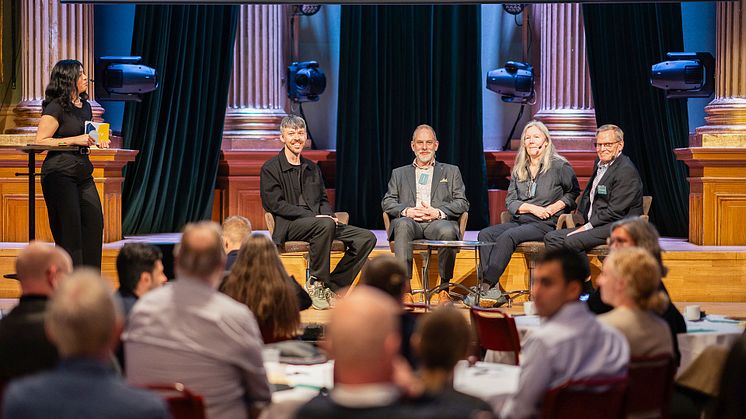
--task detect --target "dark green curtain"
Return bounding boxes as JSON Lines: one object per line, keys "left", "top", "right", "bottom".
{"left": 583, "top": 4, "right": 690, "bottom": 237}
{"left": 121, "top": 5, "right": 239, "bottom": 234}
{"left": 336, "top": 5, "right": 488, "bottom": 230}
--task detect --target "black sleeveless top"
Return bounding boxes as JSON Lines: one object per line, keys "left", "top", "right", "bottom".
{"left": 40, "top": 98, "right": 93, "bottom": 177}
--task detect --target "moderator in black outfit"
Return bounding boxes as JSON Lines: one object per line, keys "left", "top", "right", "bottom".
{"left": 478, "top": 158, "right": 580, "bottom": 286}
{"left": 0, "top": 295, "right": 59, "bottom": 381}
{"left": 260, "top": 149, "right": 376, "bottom": 291}
{"left": 545, "top": 154, "right": 643, "bottom": 257}
{"left": 40, "top": 98, "right": 103, "bottom": 268}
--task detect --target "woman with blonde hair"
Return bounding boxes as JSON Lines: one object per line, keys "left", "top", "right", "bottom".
{"left": 472, "top": 120, "right": 580, "bottom": 306}
{"left": 597, "top": 247, "right": 674, "bottom": 357}
{"left": 221, "top": 233, "right": 311, "bottom": 343}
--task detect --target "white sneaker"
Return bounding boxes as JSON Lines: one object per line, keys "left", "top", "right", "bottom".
{"left": 305, "top": 279, "right": 330, "bottom": 310}
{"left": 324, "top": 287, "right": 338, "bottom": 308}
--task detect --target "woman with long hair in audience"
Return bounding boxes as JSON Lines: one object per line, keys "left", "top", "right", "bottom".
{"left": 597, "top": 247, "right": 674, "bottom": 357}
{"left": 222, "top": 233, "right": 310, "bottom": 343}
{"left": 474, "top": 120, "right": 579, "bottom": 306}
{"left": 589, "top": 217, "right": 686, "bottom": 363}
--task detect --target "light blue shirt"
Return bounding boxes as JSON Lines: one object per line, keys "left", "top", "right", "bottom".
{"left": 500, "top": 302, "right": 629, "bottom": 419}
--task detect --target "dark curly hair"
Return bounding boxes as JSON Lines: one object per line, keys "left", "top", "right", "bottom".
{"left": 42, "top": 59, "right": 87, "bottom": 112}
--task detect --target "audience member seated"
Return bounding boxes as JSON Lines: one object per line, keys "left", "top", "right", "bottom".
{"left": 125, "top": 222, "right": 271, "bottom": 419}
{"left": 0, "top": 243, "right": 72, "bottom": 382}
{"left": 412, "top": 306, "right": 494, "bottom": 418}
{"left": 360, "top": 255, "right": 418, "bottom": 367}
{"left": 500, "top": 248, "right": 629, "bottom": 419}
{"left": 222, "top": 215, "right": 252, "bottom": 271}
{"left": 588, "top": 217, "right": 686, "bottom": 364}
{"left": 711, "top": 331, "right": 746, "bottom": 419}
{"left": 597, "top": 247, "right": 673, "bottom": 357}
{"left": 2, "top": 269, "right": 169, "bottom": 419}
{"left": 115, "top": 243, "right": 167, "bottom": 318}
{"left": 222, "top": 233, "right": 311, "bottom": 343}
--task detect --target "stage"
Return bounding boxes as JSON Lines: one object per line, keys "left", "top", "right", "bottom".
{"left": 0, "top": 231, "right": 744, "bottom": 303}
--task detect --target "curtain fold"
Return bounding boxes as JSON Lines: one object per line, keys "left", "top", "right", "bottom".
{"left": 583, "top": 3, "right": 690, "bottom": 237}
{"left": 336, "top": 5, "right": 488, "bottom": 230}
{"left": 121, "top": 5, "right": 239, "bottom": 234}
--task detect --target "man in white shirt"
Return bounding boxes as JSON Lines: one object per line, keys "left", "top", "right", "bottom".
{"left": 500, "top": 247, "right": 629, "bottom": 419}
{"left": 124, "top": 221, "right": 271, "bottom": 419}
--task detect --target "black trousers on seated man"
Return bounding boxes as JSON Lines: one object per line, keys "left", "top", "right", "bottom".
{"left": 544, "top": 224, "right": 612, "bottom": 258}
{"left": 390, "top": 218, "right": 459, "bottom": 283}
{"left": 287, "top": 217, "right": 376, "bottom": 292}
{"left": 478, "top": 220, "right": 555, "bottom": 287}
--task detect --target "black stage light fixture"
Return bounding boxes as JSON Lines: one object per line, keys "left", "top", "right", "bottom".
{"left": 294, "top": 4, "right": 322, "bottom": 16}
{"left": 487, "top": 61, "right": 535, "bottom": 104}
{"left": 650, "top": 52, "right": 714, "bottom": 99}
{"left": 287, "top": 61, "right": 326, "bottom": 103}
{"left": 95, "top": 56, "right": 158, "bottom": 102}
{"left": 503, "top": 3, "right": 524, "bottom": 15}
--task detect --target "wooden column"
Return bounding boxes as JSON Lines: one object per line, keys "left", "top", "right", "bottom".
{"left": 222, "top": 5, "right": 289, "bottom": 151}
{"left": 6, "top": 0, "right": 103, "bottom": 134}
{"left": 532, "top": 4, "right": 596, "bottom": 151}
{"left": 677, "top": 0, "right": 746, "bottom": 244}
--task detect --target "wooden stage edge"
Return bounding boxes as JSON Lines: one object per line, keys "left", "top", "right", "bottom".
{"left": 0, "top": 233, "right": 744, "bottom": 303}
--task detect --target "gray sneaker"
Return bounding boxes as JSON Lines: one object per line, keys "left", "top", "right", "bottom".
{"left": 464, "top": 285, "right": 507, "bottom": 308}
{"left": 323, "top": 287, "right": 338, "bottom": 308}
{"left": 305, "top": 279, "right": 330, "bottom": 310}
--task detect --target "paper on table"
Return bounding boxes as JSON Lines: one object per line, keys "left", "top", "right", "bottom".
{"left": 453, "top": 360, "right": 520, "bottom": 400}
{"left": 284, "top": 361, "right": 334, "bottom": 390}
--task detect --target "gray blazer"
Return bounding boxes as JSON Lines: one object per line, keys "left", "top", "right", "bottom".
{"left": 381, "top": 161, "right": 469, "bottom": 233}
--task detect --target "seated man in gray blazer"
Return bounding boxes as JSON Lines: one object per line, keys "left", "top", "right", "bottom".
{"left": 381, "top": 125, "right": 469, "bottom": 303}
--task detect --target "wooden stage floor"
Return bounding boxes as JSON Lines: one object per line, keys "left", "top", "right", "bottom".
{"left": 0, "top": 231, "right": 744, "bottom": 303}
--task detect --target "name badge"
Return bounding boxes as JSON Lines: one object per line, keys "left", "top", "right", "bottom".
{"left": 597, "top": 185, "right": 608, "bottom": 195}
{"left": 418, "top": 173, "right": 429, "bottom": 185}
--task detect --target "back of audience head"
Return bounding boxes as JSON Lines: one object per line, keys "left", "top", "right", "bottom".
{"left": 714, "top": 333, "right": 746, "bottom": 419}
{"left": 360, "top": 255, "right": 408, "bottom": 302}
{"left": 46, "top": 268, "right": 123, "bottom": 360}
{"left": 222, "top": 215, "right": 251, "bottom": 253}
{"left": 116, "top": 243, "right": 166, "bottom": 297}
{"left": 16, "top": 242, "right": 73, "bottom": 294}
{"left": 222, "top": 233, "right": 299, "bottom": 340}
{"left": 532, "top": 248, "right": 590, "bottom": 317}
{"left": 598, "top": 247, "right": 668, "bottom": 314}
{"left": 175, "top": 222, "right": 225, "bottom": 285}
{"left": 327, "top": 286, "right": 401, "bottom": 384}
{"left": 609, "top": 217, "right": 667, "bottom": 276}
{"left": 413, "top": 306, "right": 470, "bottom": 372}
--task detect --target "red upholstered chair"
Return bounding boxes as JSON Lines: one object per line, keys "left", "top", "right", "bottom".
{"left": 625, "top": 354, "right": 676, "bottom": 419}
{"left": 469, "top": 307, "right": 522, "bottom": 365}
{"left": 540, "top": 376, "right": 628, "bottom": 419}
{"left": 145, "top": 383, "right": 206, "bottom": 419}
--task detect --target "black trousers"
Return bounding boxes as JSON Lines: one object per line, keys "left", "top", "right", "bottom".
{"left": 478, "top": 221, "right": 554, "bottom": 287}
{"left": 286, "top": 217, "right": 376, "bottom": 291}
{"left": 41, "top": 172, "right": 103, "bottom": 268}
{"left": 544, "top": 225, "right": 612, "bottom": 257}
{"left": 390, "top": 218, "right": 459, "bottom": 283}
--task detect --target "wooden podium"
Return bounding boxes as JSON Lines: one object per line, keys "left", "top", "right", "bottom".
{"left": 0, "top": 146, "right": 137, "bottom": 243}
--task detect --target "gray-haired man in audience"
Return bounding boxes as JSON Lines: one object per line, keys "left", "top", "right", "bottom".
{"left": 125, "top": 221, "right": 271, "bottom": 419}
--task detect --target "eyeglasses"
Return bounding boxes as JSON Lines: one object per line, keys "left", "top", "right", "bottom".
{"left": 593, "top": 140, "right": 621, "bottom": 150}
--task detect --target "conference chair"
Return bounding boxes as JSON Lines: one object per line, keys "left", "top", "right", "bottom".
{"left": 625, "top": 354, "right": 676, "bottom": 419}
{"left": 264, "top": 212, "right": 348, "bottom": 283}
{"left": 382, "top": 211, "right": 468, "bottom": 300}
{"left": 469, "top": 306, "right": 522, "bottom": 365}
{"left": 540, "top": 376, "right": 628, "bottom": 419}
{"left": 145, "top": 383, "right": 206, "bottom": 419}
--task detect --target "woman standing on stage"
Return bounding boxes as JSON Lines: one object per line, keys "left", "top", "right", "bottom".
{"left": 34, "top": 59, "right": 108, "bottom": 268}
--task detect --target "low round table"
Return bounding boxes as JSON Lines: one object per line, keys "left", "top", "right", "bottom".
{"left": 410, "top": 239, "right": 496, "bottom": 305}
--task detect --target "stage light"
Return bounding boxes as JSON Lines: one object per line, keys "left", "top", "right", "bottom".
{"left": 287, "top": 61, "right": 326, "bottom": 103}
{"left": 95, "top": 56, "right": 158, "bottom": 102}
{"left": 294, "top": 4, "right": 322, "bottom": 16}
{"left": 650, "top": 52, "right": 714, "bottom": 99}
{"left": 502, "top": 4, "right": 524, "bottom": 15}
{"left": 486, "top": 61, "right": 535, "bottom": 104}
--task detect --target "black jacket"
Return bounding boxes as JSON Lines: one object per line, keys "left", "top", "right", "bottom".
{"left": 260, "top": 150, "right": 334, "bottom": 245}
{"left": 0, "top": 295, "right": 59, "bottom": 381}
{"left": 578, "top": 154, "right": 643, "bottom": 227}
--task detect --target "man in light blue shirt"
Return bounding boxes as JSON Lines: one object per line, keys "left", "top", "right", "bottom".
{"left": 500, "top": 248, "right": 629, "bottom": 419}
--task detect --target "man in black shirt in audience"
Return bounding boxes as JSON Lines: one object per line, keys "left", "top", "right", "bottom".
{"left": 222, "top": 215, "right": 252, "bottom": 271}
{"left": 115, "top": 243, "right": 167, "bottom": 319}
{"left": 0, "top": 243, "right": 72, "bottom": 381}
